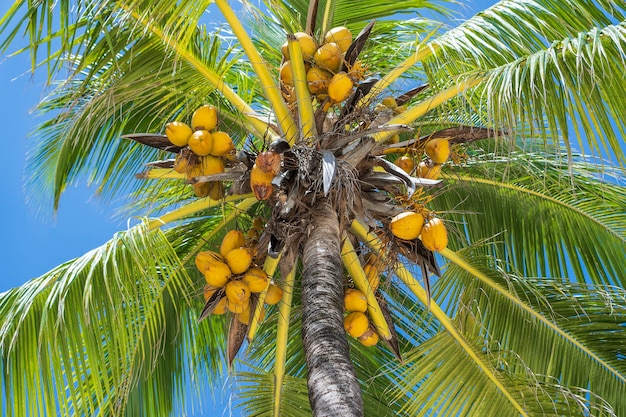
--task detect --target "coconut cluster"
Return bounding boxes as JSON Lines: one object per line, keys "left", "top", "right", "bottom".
{"left": 279, "top": 26, "right": 365, "bottom": 107}
{"left": 386, "top": 136, "right": 453, "bottom": 251}
{"left": 342, "top": 287, "right": 379, "bottom": 347}
{"left": 394, "top": 137, "right": 451, "bottom": 180}
{"left": 197, "top": 228, "right": 283, "bottom": 325}
{"left": 165, "top": 104, "right": 236, "bottom": 198}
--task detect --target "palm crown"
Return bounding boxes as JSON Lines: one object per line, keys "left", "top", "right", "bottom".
{"left": 0, "top": 0, "right": 625, "bottom": 416}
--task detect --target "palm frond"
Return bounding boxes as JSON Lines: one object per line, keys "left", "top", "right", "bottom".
{"left": 388, "top": 330, "right": 617, "bottom": 417}
{"left": 0, "top": 223, "right": 226, "bottom": 417}
{"left": 26, "top": 24, "right": 251, "bottom": 213}
{"left": 434, "top": 148, "right": 626, "bottom": 287}
{"left": 263, "top": 0, "right": 451, "bottom": 36}
{"left": 427, "top": 0, "right": 626, "bottom": 165}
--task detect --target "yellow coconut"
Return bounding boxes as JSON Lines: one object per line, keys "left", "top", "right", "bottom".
{"left": 343, "top": 311, "right": 369, "bottom": 338}
{"left": 228, "top": 300, "right": 249, "bottom": 314}
{"left": 280, "top": 41, "right": 290, "bottom": 60}
{"left": 243, "top": 267, "right": 270, "bottom": 293}
{"left": 344, "top": 288, "right": 368, "bottom": 313}
{"left": 417, "top": 161, "right": 442, "bottom": 180}
{"left": 306, "top": 66, "right": 332, "bottom": 95}
{"left": 201, "top": 155, "right": 226, "bottom": 175}
{"left": 395, "top": 155, "right": 415, "bottom": 173}
{"left": 314, "top": 42, "right": 343, "bottom": 73}
{"left": 225, "top": 247, "right": 253, "bottom": 275}
{"left": 192, "top": 182, "right": 211, "bottom": 198}
{"left": 236, "top": 305, "right": 252, "bottom": 325}
{"left": 381, "top": 96, "right": 397, "bottom": 109}
{"left": 324, "top": 26, "right": 352, "bottom": 53}
{"left": 203, "top": 260, "right": 232, "bottom": 288}
{"left": 389, "top": 211, "right": 425, "bottom": 241}
{"left": 212, "top": 296, "right": 229, "bottom": 315}
{"left": 220, "top": 230, "right": 247, "bottom": 258}
{"left": 328, "top": 71, "right": 354, "bottom": 103}
{"left": 191, "top": 104, "right": 218, "bottom": 131}
{"left": 279, "top": 60, "right": 294, "bottom": 86}
{"left": 362, "top": 263, "right": 380, "bottom": 293}
{"left": 264, "top": 284, "right": 283, "bottom": 305}
{"left": 195, "top": 251, "right": 224, "bottom": 272}
{"left": 210, "top": 131, "right": 235, "bottom": 157}
{"left": 225, "top": 280, "right": 251, "bottom": 307}
{"left": 173, "top": 150, "right": 195, "bottom": 174}
{"left": 208, "top": 181, "right": 225, "bottom": 200}
{"left": 424, "top": 138, "right": 451, "bottom": 164}
{"left": 256, "top": 151, "right": 281, "bottom": 175}
{"left": 188, "top": 130, "right": 213, "bottom": 156}
{"left": 421, "top": 217, "right": 448, "bottom": 252}
{"left": 165, "top": 121, "right": 193, "bottom": 147}
{"left": 294, "top": 32, "right": 318, "bottom": 60}
{"left": 347, "top": 59, "right": 366, "bottom": 81}
{"left": 358, "top": 328, "right": 379, "bottom": 347}
{"left": 250, "top": 163, "right": 275, "bottom": 201}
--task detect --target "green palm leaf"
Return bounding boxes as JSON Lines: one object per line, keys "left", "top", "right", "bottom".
{"left": 435, "top": 148, "right": 626, "bottom": 286}
{"left": 0, "top": 222, "right": 228, "bottom": 417}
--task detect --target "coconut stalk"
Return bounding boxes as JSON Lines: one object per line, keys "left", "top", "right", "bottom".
{"left": 214, "top": 0, "right": 298, "bottom": 143}
{"left": 147, "top": 195, "right": 255, "bottom": 230}
{"left": 273, "top": 262, "right": 297, "bottom": 417}
{"left": 287, "top": 34, "right": 318, "bottom": 141}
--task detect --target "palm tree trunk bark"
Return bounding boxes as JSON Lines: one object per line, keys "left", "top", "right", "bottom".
{"left": 301, "top": 199, "right": 363, "bottom": 417}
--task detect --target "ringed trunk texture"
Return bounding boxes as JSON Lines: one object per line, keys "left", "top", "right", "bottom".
{"left": 301, "top": 199, "right": 363, "bottom": 417}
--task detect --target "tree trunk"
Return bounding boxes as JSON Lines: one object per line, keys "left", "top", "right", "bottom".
{"left": 301, "top": 199, "right": 363, "bottom": 417}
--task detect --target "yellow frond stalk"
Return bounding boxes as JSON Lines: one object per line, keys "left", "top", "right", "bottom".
{"left": 141, "top": 168, "right": 186, "bottom": 180}
{"left": 247, "top": 253, "right": 282, "bottom": 341}
{"left": 214, "top": 0, "right": 298, "bottom": 143}
{"left": 372, "top": 77, "right": 482, "bottom": 142}
{"left": 287, "top": 35, "right": 317, "bottom": 142}
{"left": 341, "top": 234, "right": 391, "bottom": 340}
{"left": 147, "top": 195, "right": 255, "bottom": 230}
{"left": 361, "top": 44, "right": 435, "bottom": 106}
{"left": 393, "top": 264, "right": 528, "bottom": 417}
{"left": 121, "top": 4, "right": 273, "bottom": 140}
{"left": 273, "top": 262, "right": 297, "bottom": 417}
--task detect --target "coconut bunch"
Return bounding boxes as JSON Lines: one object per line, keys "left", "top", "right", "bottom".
{"left": 279, "top": 26, "right": 366, "bottom": 109}
{"left": 343, "top": 288, "right": 379, "bottom": 347}
{"left": 197, "top": 229, "right": 283, "bottom": 326}
{"left": 167, "top": 105, "right": 237, "bottom": 198}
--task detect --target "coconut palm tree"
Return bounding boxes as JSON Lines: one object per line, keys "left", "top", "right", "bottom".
{"left": 0, "top": 0, "right": 625, "bottom": 416}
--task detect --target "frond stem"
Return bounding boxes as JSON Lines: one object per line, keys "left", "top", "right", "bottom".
{"left": 147, "top": 195, "right": 255, "bottom": 230}
{"left": 273, "top": 261, "right": 297, "bottom": 417}
{"left": 214, "top": 0, "right": 298, "bottom": 143}
{"left": 372, "top": 76, "right": 482, "bottom": 142}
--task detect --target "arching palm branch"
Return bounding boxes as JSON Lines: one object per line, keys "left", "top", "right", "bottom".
{"left": 1, "top": 0, "right": 625, "bottom": 416}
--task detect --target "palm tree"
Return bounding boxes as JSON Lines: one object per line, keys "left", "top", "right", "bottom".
{"left": 1, "top": 0, "right": 625, "bottom": 416}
